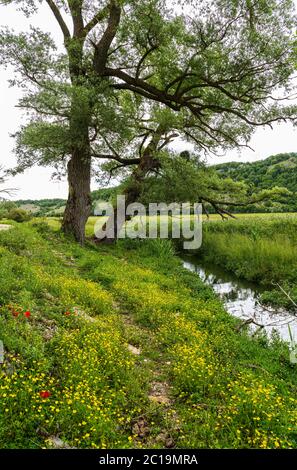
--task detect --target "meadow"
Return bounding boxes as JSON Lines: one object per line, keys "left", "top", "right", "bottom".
{"left": 46, "top": 213, "right": 297, "bottom": 308}
{"left": 0, "top": 219, "right": 296, "bottom": 448}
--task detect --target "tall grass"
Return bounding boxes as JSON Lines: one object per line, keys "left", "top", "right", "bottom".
{"left": 0, "top": 222, "right": 297, "bottom": 448}
{"left": 200, "top": 232, "right": 297, "bottom": 282}
{"left": 198, "top": 216, "right": 297, "bottom": 307}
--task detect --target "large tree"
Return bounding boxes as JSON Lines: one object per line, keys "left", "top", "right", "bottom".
{"left": 0, "top": 0, "right": 296, "bottom": 243}
{"left": 97, "top": 128, "right": 292, "bottom": 239}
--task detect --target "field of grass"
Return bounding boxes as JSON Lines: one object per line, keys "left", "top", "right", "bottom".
{"left": 0, "top": 220, "right": 296, "bottom": 448}
{"left": 43, "top": 213, "right": 297, "bottom": 308}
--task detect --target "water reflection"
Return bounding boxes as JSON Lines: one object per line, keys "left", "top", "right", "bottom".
{"left": 183, "top": 258, "right": 297, "bottom": 342}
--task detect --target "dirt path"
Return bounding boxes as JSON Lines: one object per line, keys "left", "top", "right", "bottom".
{"left": 0, "top": 224, "right": 12, "bottom": 231}
{"left": 120, "top": 311, "right": 181, "bottom": 448}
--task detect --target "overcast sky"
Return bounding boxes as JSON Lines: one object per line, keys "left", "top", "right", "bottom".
{"left": 1, "top": 2, "right": 297, "bottom": 200}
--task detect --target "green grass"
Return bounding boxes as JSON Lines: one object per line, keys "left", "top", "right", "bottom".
{"left": 32, "top": 213, "right": 297, "bottom": 308}
{"left": 197, "top": 215, "right": 297, "bottom": 308}
{"left": 0, "top": 221, "right": 296, "bottom": 448}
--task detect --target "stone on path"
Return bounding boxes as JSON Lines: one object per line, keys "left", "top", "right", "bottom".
{"left": 148, "top": 381, "right": 171, "bottom": 405}
{"left": 127, "top": 344, "right": 141, "bottom": 355}
{"left": 0, "top": 224, "right": 12, "bottom": 231}
{"left": 47, "top": 436, "right": 73, "bottom": 449}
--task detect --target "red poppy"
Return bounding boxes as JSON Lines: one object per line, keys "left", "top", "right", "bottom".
{"left": 64, "top": 311, "right": 71, "bottom": 316}
{"left": 39, "top": 391, "right": 51, "bottom": 399}
{"left": 12, "top": 311, "right": 20, "bottom": 317}
{"left": 24, "top": 311, "right": 31, "bottom": 318}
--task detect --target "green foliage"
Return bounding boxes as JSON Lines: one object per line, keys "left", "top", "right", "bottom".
{"left": 0, "top": 0, "right": 296, "bottom": 180}
{"left": 119, "top": 238, "right": 176, "bottom": 262}
{"left": 0, "top": 222, "right": 296, "bottom": 448}
{"left": 214, "top": 153, "right": 297, "bottom": 212}
{"left": 14, "top": 122, "right": 71, "bottom": 169}
{"left": 198, "top": 214, "right": 297, "bottom": 308}
{"left": 7, "top": 208, "right": 31, "bottom": 223}
{"left": 0, "top": 201, "right": 17, "bottom": 219}
{"left": 91, "top": 188, "right": 117, "bottom": 203}
{"left": 1, "top": 0, "right": 296, "bottom": 244}
{"left": 138, "top": 152, "right": 291, "bottom": 213}
{"left": 10, "top": 189, "right": 118, "bottom": 218}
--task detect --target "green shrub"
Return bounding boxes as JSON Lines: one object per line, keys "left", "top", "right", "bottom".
{"left": 0, "top": 201, "right": 17, "bottom": 219}
{"left": 7, "top": 208, "right": 31, "bottom": 223}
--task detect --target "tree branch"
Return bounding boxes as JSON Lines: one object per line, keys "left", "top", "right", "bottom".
{"left": 91, "top": 152, "right": 140, "bottom": 166}
{"left": 106, "top": 68, "right": 182, "bottom": 111}
{"left": 93, "top": 1, "right": 121, "bottom": 74}
{"left": 46, "top": 0, "right": 70, "bottom": 41}
{"left": 136, "top": 44, "right": 158, "bottom": 79}
{"left": 85, "top": 6, "right": 109, "bottom": 35}
{"left": 202, "top": 199, "right": 236, "bottom": 220}
{"left": 68, "top": 0, "right": 85, "bottom": 38}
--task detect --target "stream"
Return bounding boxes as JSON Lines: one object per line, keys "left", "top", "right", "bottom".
{"left": 182, "top": 256, "right": 297, "bottom": 343}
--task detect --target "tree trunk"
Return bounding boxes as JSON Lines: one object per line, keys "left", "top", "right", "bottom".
{"left": 62, "top": 148, "right": 92, "bottom": 244}
{"left": 60, "top": 2, "right": 120, "bottom": 245}
{"left": 61, "top": 71, "right": 92, "bottom": 244}
{"left": 98, "top": 143, "right": 162, "bottom": 243}
{"left": 101, "top": 183, "right": 141, "bottom": 243}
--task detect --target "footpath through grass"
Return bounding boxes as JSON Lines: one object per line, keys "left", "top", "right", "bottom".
{"left": 0, "top": 221, "right": 296, "bottom": 448}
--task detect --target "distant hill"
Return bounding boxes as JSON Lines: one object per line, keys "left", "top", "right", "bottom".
{"left": 213, "top": 152, "right": 297, "bottom": 212}
{"left": 15, "top": 187, "right": 117, "bottom": 217}
{"left": 13, "top": 154, "right": 297, "bottom": 215}
{"left": 16, "top": 198, "right": 66, "bottom": 217}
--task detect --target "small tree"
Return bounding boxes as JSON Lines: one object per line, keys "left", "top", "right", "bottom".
{"left": 7, "top": 207, "right": 31, "bottom": 222}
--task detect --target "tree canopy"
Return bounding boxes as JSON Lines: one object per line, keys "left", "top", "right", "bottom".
{"left": 0, "top": 0, "right": 296, "bottom": 241}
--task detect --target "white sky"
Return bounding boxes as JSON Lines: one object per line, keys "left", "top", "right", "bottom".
{"left": 0, "top": 2, "right": 297, "bottom": 200}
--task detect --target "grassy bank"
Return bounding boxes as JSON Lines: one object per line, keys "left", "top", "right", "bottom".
{"left": 0, "top": 221, "right": 296, "bottom": 448}
{"left": 197, "top": 215, "right": 297, "bottom": 308}
{"left": 40, "top": 213, "right": 297, "bottom": 308}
